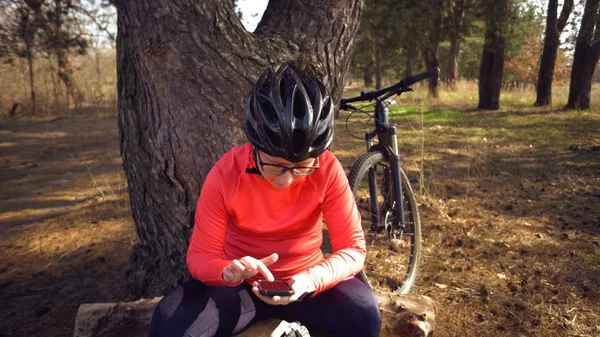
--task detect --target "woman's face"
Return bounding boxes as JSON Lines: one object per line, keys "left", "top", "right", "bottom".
{"left": 257, "top": 151, "right": 316, "bottom": 189}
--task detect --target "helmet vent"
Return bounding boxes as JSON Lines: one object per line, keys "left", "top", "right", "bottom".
{"left": 293, "top": 88, "right": 308, "bottom": 119}
{"left": 279, "top": 78, "right": 289, "bottom": 104}
{"left": 259, "top": 96, "right": 278, "bottom": 124}
{"left": 265, "top": 127, "right": 281, "bottom": 147}
{"left": 320, "top": 98, "right": 331, "bottom": 120}
{"left": 292, "top": 130, "right": 307, "bottom": 156}
{"left": 311, "top": 130, "right": 327, "bottom": 149}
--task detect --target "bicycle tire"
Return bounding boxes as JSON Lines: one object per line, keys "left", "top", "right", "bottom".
{"left": 348, "top": 151, "right": 422, "bottom": 294}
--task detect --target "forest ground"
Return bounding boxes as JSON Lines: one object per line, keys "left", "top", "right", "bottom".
{"left": 0, "top": 84, "right": 599, "bottom": 336}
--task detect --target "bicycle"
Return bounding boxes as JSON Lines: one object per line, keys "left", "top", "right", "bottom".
{"left": 339, "top": 68, "right": 439, "bottom": 294}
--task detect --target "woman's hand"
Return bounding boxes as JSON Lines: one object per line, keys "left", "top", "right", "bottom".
{"left": 251, "top": 273, "right": 316, "bottom": 305}
{"left": 222, "top": 253, "right": 279, "bottom": 284}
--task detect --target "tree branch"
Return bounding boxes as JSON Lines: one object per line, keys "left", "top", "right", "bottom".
{"left": 70, "top": 4, "right": 116, "bottom": 42}
{"left": 22, "top": 0, "right": 45, "bottom": 12}
{"left": 594, "top": 2, "right": 600, "bottom": 45}
{"left": 557, "top": 0, "right": 574, "bottom": 33}
{"left": 253, "top": 0, "right": 362, "bottom": 88}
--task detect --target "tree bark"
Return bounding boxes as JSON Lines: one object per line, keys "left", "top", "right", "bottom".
{"left": 114, "top": 0, "right": 363, "bottom": 297}
{"left": 478, "top": 0, "right": 510, "bottom": 110}
{"left": 565, "top": 0, "right": 600, "bottom": 110}
{"left": 535, "top": 0, "right": 573, "bottom": 107}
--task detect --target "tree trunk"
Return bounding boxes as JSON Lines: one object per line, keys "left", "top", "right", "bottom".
{"left": 51, "top": 0, "right": 77, "bottom": 110}
{"left": 565, "top": 0, "right": 600, "bottom": 110}
{"left": 375, "top": 35, "right": 382, "bottom": 89}
{"left": 363, "top": 68, "right": 373, "bottom": 87}
{"left": 50, "top": 58, "right": 59, "bottom": 113}
{"left": 406, "top": 55, "right": 414, "bottom": 77}
{"left": 535, "top": 0, "right": 573, "bottom": 107}
{"left": 56, "top": 46, "right": 77, "bottom": 110}
{"left": 447, "top": 35, "right": 460, "bottom": 87}
{"left": 91, "top": 41, "right": 104, "bottom": 105}
{"left": 114, "top": 0, "right": 363, "bottom": 297}
{"left": 446, "top": 0, "right": 467, "bottom": 87}
{"left": 424, "top": 0, "right": 442, "bottom": 97}
{"left": 478, "top": 0, "right": 510, "bottom": 110}
{"left": 27, "top": 51, "right": 36, "bottom": 115}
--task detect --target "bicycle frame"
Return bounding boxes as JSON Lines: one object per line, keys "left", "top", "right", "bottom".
{"left": 341, "top": 67, "right": 439, "bottom": 238}
{"left": 364, "top": 98, "right": 406, "bottom": 238}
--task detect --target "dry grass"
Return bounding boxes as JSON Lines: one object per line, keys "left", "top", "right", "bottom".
{"left": 0, "top": 83, "right": 599, "bottom": 336}
{"left": 0, "top": 113, "right": 135, "bottom": 337}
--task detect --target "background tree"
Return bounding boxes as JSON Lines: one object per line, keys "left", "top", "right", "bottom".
{"left": 503, "top": 1, "right": 545, "bottom": 88}
{"left": 535, "top": 0, "right": 574, "bottom": 107}
{"left": 350, "top": 0, "right": 433, "bottom": 86}
{"left": 113, "top": 0, "right": 363, "bottom": 297}
{"left": 0, "top": 1, "right": 39, "bottom": 114}
{"left": 351, "top": 27, "right": 375, "bottom": 87}
{"left": 565, "top": 0, "right": 600, "bottom": 110}
{"left": 504, "top": 31, "right": 543, "bottom": 87}
{"left": 23, "top": 0, "right": 89, "bottom": 109}
{"left": 351, "top": 0, "right": 407, "bottom": 88}
{"left": 478, "top": 0, "right": 510, "bottom": 110}
{"left": 445, "top": 0, "right": 472, "bottom": 86}
{"left": 423, "top": 0, "right": 444, "bottom": 97}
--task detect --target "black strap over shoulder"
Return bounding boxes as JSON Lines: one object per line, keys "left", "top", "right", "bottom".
{"left": 245, "top": 167, "right": 260, "bottom": 174}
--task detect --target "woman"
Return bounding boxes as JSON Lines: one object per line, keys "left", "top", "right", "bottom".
{"left": 149, "top": 62, "right": 381, "bottom": 337}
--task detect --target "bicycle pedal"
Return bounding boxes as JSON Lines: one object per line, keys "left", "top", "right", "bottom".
{"left": 269, "top": 320, "right": 311, "bottom": 337}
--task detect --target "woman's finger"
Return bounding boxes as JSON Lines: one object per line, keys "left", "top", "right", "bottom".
{"left": 230, "top": 259, "right": 245, "bottom": 273}
{"left": 238, "top": 256, "right": 259, "bottom": 272}
{"left": 260, "top": 253, "right": 279, "bottom": 266}
{"left": 255, "top": 261, "right": 274, "bottom": 281}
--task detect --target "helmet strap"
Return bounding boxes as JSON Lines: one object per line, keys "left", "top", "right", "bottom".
{"left": 245, "top": 147, "right": 261, "bottom": 175}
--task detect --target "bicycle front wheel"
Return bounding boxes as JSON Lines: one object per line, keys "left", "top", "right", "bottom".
{"left": 348, "top": 151, "right": 422, "bottom": 294}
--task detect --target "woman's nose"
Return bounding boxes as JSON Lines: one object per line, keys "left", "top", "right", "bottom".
{"left": 276, "top": 171, "right": 294, "bottom": 187}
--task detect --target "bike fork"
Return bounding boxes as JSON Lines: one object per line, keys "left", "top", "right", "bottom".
{"left": 388, "top": 126, "right": 406, "bottom": 236}
{"left": 366, "top": 133, "right": 380, "bottom": 232}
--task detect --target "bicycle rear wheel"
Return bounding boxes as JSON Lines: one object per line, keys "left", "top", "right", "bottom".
{"left": 348, "top": 151, "right": 422, "bottom": 294}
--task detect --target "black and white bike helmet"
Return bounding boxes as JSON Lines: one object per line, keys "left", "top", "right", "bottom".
{"left": 244, "top": 62, "right": 334, "bottom": 163}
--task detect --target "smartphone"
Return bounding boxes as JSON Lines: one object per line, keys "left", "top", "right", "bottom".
{"left": 257, "top": 280, "right": 294, "bottom": 297}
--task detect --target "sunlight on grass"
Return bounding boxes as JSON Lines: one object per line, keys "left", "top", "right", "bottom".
{"left": 348, "top": 80, "right": 600, "bottom": 112}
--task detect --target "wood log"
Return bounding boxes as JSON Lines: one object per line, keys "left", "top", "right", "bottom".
{"left": 375, "top": 292, "right": 435, "bottom": 337}
{"left": 73, "top": 292, "right": 435, "bottom": 337}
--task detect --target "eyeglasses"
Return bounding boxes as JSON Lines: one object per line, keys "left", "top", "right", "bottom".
{"left": 256, "top": 151, "right": 319, "bottom": 176}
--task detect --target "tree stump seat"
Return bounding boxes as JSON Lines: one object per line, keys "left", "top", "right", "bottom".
{"left": 73, "top": 291, "right": 434, "bottom": 337}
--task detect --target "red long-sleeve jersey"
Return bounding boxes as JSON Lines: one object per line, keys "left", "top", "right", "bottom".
{"left": 186, "top": 144, "right": 365, "bottom": 295}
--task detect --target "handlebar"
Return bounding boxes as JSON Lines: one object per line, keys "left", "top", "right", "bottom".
{"left": 340, "top": 67, "right": 440, "bottom": 109}
{"left": 399, "top": 67, "right": 440, "bottom": 87}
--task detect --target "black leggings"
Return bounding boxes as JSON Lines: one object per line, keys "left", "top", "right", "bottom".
{"left": 148, "top": 277, "right": 381, "bottom": 337}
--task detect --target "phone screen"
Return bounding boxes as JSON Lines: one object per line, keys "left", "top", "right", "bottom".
{"left": 257, "top": 280, "right": 294, "bottom": 297}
